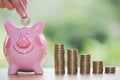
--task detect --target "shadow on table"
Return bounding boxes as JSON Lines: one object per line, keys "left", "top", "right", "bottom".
{"left": 8, "top": 72, "right": 43, "bottom": 80}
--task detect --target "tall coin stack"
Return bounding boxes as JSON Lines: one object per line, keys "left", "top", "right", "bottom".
{"left": 54, "top": 44, "right": 65, "bottom": 75}
{"left": 93, "top": 61, "right": 103, "bottom": 74}
{"left": 67, "top": 49, "right": 78, "bottom": 74}
{"left": 80, "top": 54, "right": 90, "bottom": 74}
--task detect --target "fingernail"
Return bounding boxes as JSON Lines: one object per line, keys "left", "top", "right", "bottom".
{"left": 21, "top": 11, "right": 27, "bottom": 18}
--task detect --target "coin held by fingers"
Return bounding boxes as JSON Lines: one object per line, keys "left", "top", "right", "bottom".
{"left": 20, "top": 16, "right": 30, "bottom": 26}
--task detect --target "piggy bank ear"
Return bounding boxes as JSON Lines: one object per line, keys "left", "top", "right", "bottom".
{"left": 4, "top": 21, "right": 16, "bottom": 34}
{"left": 32, "top": 20, "right": 44, "bottom": 33}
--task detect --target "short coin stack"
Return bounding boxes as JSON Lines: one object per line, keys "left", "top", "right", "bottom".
{"left": 67, "top": 49, "right": 78, "bottom": 74}
{"left": 80, "top": 54, "right": 90, "bottom": 74}
{"left": 105, "top": 67, "right": 116, "bottom": 74}
{"left": 93, "top": 61, "right": 103, "bottom": 74}
{"left": 54, "top": 44, "right": 65, "bottom": 75}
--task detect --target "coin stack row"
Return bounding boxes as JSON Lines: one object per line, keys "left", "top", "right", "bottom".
{"left": 54, "top": 44, "right": 116, "bottom": 75}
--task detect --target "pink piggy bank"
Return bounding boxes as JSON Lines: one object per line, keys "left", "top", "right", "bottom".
{"left": 4, "top": 21, "right": 47, "bottom": 75}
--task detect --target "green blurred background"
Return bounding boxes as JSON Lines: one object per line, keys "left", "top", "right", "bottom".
{"left": 0, "top": 0, "right": 120, "bottom": 68}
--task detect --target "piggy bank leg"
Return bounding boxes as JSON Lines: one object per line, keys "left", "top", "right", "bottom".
{"left": 33, "top": 64, "right": 43, "bottom": 75}
{"left": 8, "top": 64, "right": 18, "bottom": 75}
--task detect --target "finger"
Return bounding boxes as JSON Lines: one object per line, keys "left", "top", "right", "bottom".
{"left": 2, "top": 0, "right": 14, "bottom": 10}
{"left": 11, "top": 0, "right": 27, "bottom": 18}
{"left": 21, "top": 0, "right": 28, "bottom": 9}
{"left": 19, "top": 0, "right": 26, "bottom": 10}
{"left": 17, "top": 6, "right": 27, "bottom": 18}
{"left": 0, "top": 0, "right": 5, "bottom": 8}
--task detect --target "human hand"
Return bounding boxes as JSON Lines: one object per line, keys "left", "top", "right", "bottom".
{"left": 0, "top": 0, "right": 28, "bottom": 18}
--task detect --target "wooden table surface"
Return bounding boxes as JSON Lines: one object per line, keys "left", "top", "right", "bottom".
{"left": 0, "top": 68, "right": 120, "bottom": 80}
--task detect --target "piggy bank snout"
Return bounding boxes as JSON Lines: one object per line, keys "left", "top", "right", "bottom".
{"left": 17, "top": 35, "right": 31, "bottom": 49}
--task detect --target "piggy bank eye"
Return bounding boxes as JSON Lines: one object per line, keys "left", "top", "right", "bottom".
{"left": 26, "top": 33, "right": 28, "bottom": 35}
{"left": 20, "top": 33, "right": 22, "bottom": 35}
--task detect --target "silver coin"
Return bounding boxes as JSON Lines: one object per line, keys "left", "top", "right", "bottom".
{"left": 20, "top": 17, "right": 30, "bottom": 26}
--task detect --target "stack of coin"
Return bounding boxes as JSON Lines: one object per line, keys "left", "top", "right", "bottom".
{"left": 67, "top": 49, "right": 78, "bottom": 74}
{"left": 80, "top": 54, "right": 90, "bottom": 74}
{"left": 105, "top": 67, "right": 115, "bottom": 74}
{"left": 93, "top": 61, "right": 103, "bottom": 74}
{"left": 54, "top": 44, "right": 65, "bottom": 75}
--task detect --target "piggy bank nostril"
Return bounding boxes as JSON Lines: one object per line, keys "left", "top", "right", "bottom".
{"left": 17, "top": 35, "right": 31, "bottom": 48}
